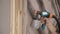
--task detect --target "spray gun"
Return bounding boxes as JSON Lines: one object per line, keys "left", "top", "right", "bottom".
{"left": 38, "top": 11, "right": 60, "bottom": 32}
{"left": 40, "top": 11, "right": 50, "bottom": 30}
{"left": 32, "top": 10, "right": 52, "bottom": 30}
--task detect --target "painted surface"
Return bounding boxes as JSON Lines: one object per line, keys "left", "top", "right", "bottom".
{"left": 0, "top": 0, "right": 10, "bottom": 34}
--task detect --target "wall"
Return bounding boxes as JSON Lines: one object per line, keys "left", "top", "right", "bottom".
{"left": 0, "top": 0, "right": 10, "bottom": 34}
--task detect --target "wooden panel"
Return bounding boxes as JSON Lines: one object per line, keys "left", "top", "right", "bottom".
{"left": 10, "top": 0, "right": 23, "bottom": 34}
{"left": 15, "top": 0, "right": 19, "bottom": 34}
{"left": 10, "top": 0, "right": 15, "bottom": 34}
{"left": 22, "top": 0, "right": 27, "bottom": 34}
{"left": 19, "top": 0, "right": 23, "bottom": 34}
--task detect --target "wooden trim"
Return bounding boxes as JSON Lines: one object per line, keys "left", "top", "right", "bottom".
{"left": 15, "top": 0, "right": 19, "bottom": 34}
{"left": 10, "top": 0, "right": 23, "bottom": 34}
{"left": 22, "top": 0, "right": 27, "bottom": 34}
{"left": 10, "top": 0, "right": 15, "bottom": 34}
{"left": 19, "top": 0, "right": 23, "bottom": 34}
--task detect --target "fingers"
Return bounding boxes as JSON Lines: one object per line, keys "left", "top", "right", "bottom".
{"left": 40, "top": 18, "right": 57, "bottom": 33}
{"left": 33, "top": 10, "right": 40, "bottom": 16}
{"left": 33, "top": 10, "right": 37, "bottom": 16}
{"left": 45, "top": 18, "right": 57, "bottom": 33}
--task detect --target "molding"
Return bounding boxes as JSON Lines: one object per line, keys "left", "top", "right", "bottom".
{"left": 22, "top": 0, "right": 27, "bottom": 34}
{"left": 10, "top": 0, "right": 15, "bottom": 34}
{"left": 10, "top": 0, "right": 23, "bottom": 34}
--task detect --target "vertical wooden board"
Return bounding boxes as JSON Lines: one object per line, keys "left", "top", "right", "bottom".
{"left": 10, "top": 0, "right": 15, "bottom": 34}
{"left": 15, "top": 0, "right": 19, "bottom": 34}
{"left": 10, "top": 0, "right": 23, "bottom": 34}
{"left": 19, "top": 0, "right": 23, "bottom": 34}
{"left": 22, "top": 0, "right": 27, "bottom": 34}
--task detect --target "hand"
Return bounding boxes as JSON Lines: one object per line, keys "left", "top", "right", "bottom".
{"left": 33, "top": 10, "right": 40, "bottom": 16}
{"left": 46, "top": 18, "right": 58, "bottom": 34}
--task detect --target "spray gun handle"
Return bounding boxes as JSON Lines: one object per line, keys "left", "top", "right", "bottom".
{"left": 42, "top": 19, "right": 46, "bottom": 30}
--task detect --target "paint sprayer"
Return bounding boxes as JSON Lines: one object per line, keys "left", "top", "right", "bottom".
{"left": 39, "top": 11, "right": 60, "bottom": 32}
